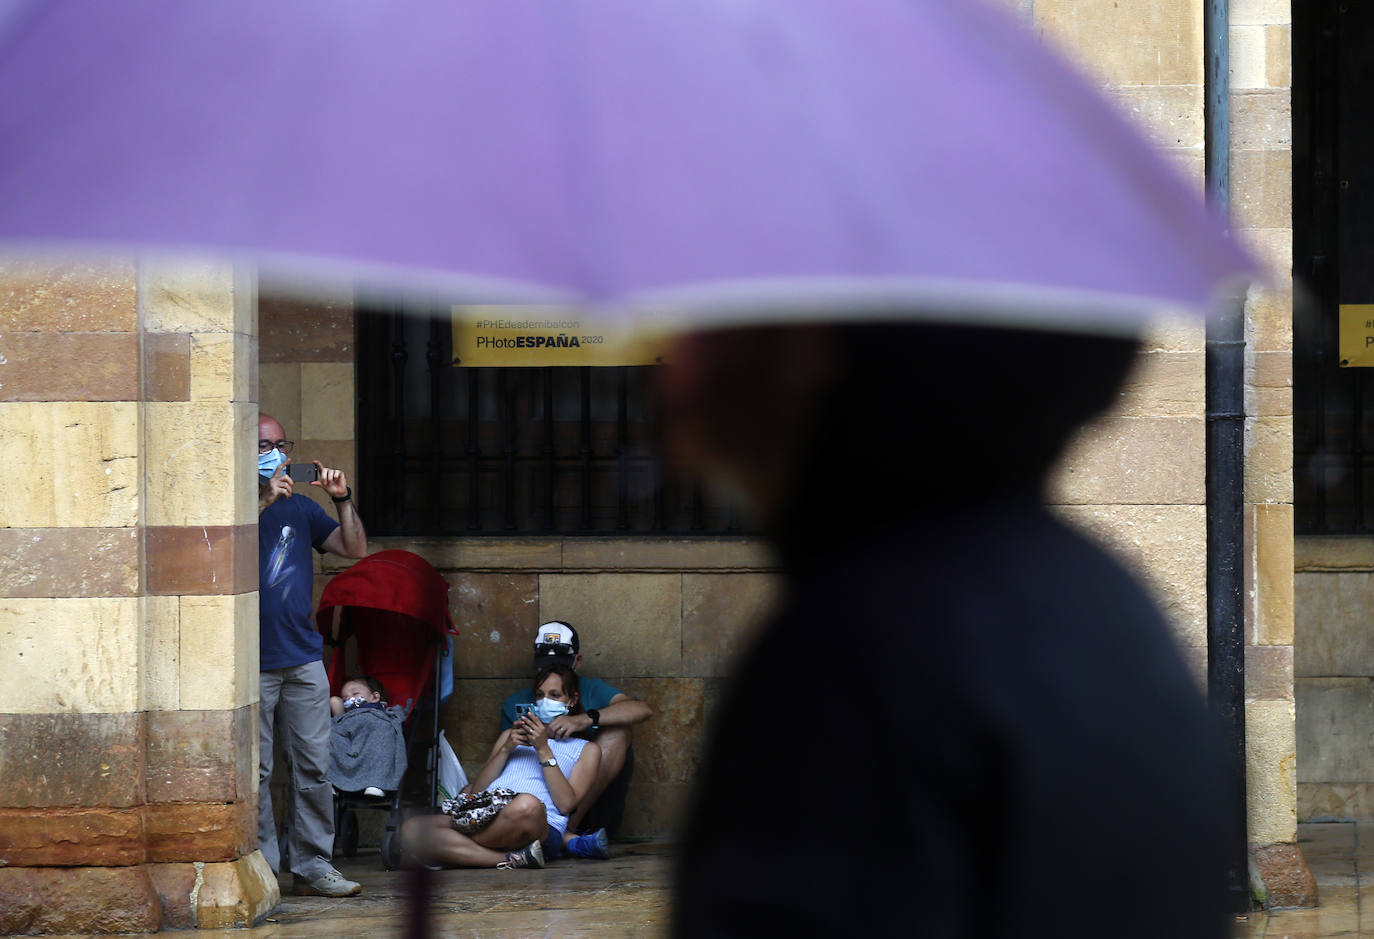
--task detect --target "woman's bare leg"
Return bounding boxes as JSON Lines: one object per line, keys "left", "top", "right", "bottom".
{"left": 401, "top": 795, "right": 549, "bottom": 868}
{"left": 471, "top": 794, "right": 548, "bottom": 854}
{"left": 401, "top": 814, "right": 507, "bottom": 868}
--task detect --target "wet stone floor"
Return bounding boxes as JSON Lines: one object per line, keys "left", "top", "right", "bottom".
{"left": 65, "top": 841, "right": 673, "bottom": 938}
{"left": 1233, "top": 821, "right": 1374, "bottom": 938}
{"left": 34, "top": 822, "right": 1374, "bottom": 937}
{"left": 266, "top": 841, "right": 671, "bottom": 938}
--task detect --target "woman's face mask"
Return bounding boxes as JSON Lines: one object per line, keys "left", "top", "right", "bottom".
{"left": 258, "top": 447, "right": 286, "bottom": 481}
{"left": 531, "top": 697, "right": 569, "bottom": 724}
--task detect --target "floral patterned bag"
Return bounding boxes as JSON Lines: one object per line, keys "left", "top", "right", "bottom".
{"left": 440, "top": 787, "right": 518, "bottom": 834}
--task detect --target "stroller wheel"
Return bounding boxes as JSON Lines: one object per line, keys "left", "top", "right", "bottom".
{"left": 381, "top": 829, "right": 402, "bottom": 871}
{"left": 338, "top": 809, "right": 359, "bottom": 857}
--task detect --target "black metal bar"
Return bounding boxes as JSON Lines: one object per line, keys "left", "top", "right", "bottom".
{"left": 1312, "top": 256, "right": 1329, "bottom": 530}
{"left": 426, "top": 316, "right": 445, "bottom": 530}
{"left": 579, "top": 366, "right": 592, "bottom": 530}
{"left": 466, "top": 370, "right": 481, "bottom": 531}
{"left": 1204, "top": 0, "right": 1251, "bottom": 913}
{"left": 359, "top": 350, "right": 760, "bottom": 536}
{"left": 355, "top": 310, "right": 385, "bottom": 528}
{"left": 1314, "top": 0, "right": 1339, "bottom": 531}
{"left": 651, "top": 454, "right": 665, "bottom": 531}
{"left": 616, "top": 367, "right": 629, "bottom": 530}
{"left": 1291, "top": 0, "right": 1338, "bottom": 532}
{"left": 501, "top": 370, "right": 517, "bottom": 530}
{"left": 389, "top": 310, "right": 409, "bottom": 531}
{"left": 1293, "top": 0, "right": 1337, "bottom": 531}
{"left": 1357, "top": 368, "right": 1367, "bottom": 531}
{"left": 543, "top": 368, "right": 556, "bottom": 530}
{"left": 650, "top": 366, "right": 666, "bottom": 530}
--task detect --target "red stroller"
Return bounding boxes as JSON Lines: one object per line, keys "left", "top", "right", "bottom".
{"left": 315, "top": 549, "right": 458, "bottom": 870}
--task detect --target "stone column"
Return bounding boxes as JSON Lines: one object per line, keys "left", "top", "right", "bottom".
{"left": 0, "top": 256, "right": 277, "bottom": 933}
{"left": 1033, "top": 0, "right": 1307, "bottom": 909}
{"left": 1230, "top": 0, "right": 1311, "bottom": 907}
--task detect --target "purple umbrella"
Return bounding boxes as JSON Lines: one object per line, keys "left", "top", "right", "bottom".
{"left": 0, "top": 0, "right": 1252, "bottom": 331}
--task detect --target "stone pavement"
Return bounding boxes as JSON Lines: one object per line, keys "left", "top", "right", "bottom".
{"left": 264, "top": 841, "right": 670, "bottom": 938}
{"left": 1233, "top": 821, "right": 1371, "bottom": 938}
{"left": 40, "top": 841, "right": 673, "bottom": 938}
{"left": 30, "top": 822, "right": 1374, "bottom": 937}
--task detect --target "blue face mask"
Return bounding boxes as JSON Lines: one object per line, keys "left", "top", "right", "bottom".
{"left": 532, "top": 697, "right": 569, "bottom": 724}
{"left": 258, "top": 447, "right": 286, "bottom": 482}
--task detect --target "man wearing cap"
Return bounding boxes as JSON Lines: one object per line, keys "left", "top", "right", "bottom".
{"left": 499, "top": 620, "right": 653, "bottom": 843}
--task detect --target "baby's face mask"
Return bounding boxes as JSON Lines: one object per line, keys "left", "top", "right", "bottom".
{"left": 341, "top": 684, "right": 376, "bottom": 708}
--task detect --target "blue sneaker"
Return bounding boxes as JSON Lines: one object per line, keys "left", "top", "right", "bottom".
{"left": 566, "top": 827, "right": 611, "bottom": 860}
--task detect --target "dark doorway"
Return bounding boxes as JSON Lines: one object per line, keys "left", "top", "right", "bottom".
{"left": 1294, "top": 0, "right": 1374, "bottom": 532}
{"left": 354, "top": 306, "right": 751, "bottom": 536}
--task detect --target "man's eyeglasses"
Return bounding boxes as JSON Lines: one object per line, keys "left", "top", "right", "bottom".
{"left": 258, "top": 439, "right": 294, "bottom": 455}
{"left": 535, "top": 643, "right": 575, "bottom": 657}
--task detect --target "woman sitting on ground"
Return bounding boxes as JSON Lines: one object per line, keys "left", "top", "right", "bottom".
{"left": 402, "top": 664, "right": 601, "bottom": 869}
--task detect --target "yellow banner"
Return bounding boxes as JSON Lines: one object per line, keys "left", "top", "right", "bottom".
{"left": 451, "top": 307, "right": 665, "bottom": 367}
{"left": 1339, "top": 304, "right": 1374, "bottom": 367}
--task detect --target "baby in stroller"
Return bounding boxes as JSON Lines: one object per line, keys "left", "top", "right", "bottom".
{"left": 330, "top": 674, "right": 408, "bottom": 799}
{"left": 331, "top": 674, "right": 388, "bottom": 716}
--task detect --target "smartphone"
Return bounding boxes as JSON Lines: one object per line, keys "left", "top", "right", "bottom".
{"left": 285, "top": 462, "right": 319, "bottom": 483}
{"left": 514, "top": 704, "right": 531, "bottom": 719}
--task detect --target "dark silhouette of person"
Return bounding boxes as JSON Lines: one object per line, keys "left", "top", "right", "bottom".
{"left": 663, "top": 322, "right": 1237, "bottom": 938}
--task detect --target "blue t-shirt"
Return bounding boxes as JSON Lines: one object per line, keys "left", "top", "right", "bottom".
{"left": 500, "top": 675, "right": 621, "bottom": 731}
{"left": 259, "top": 493, "right": 338, "bottom": 670}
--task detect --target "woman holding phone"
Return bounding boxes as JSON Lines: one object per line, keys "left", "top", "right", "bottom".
{"left": 401, "top": 664, "right": 601, "bottom": 869}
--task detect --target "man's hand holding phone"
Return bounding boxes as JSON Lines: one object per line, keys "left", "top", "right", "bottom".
{"left": 311, "top": 462, "right": 351, "bottom": 503}
{"left": 285, "top": 462, "right": 318, "bottom": 483}
{"left": 258, "top": 460, "right": 294, "bottom": 514}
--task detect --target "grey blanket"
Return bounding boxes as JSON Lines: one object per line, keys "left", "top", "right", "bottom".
{"left": 329, "top": 704, "right": 408, "bottom": 793}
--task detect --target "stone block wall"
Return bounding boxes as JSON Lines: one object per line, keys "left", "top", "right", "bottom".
{"left": 1029, "top": 0, "right": 1300, "bottom": 885}
{"left": 257, "top": 283, "right": 357, "bottom": 520}
{"left": 262, "top": 0, "right": 1300, "bottom": 866}
{"left": 1230, "top": 0, "right": 1300, "bottom": 868}
{"left": 320, "top": 540, "right": 781, "bottom": 839}
{"left": 0, "top": 257, "right": 276, "bottom": 933}
{"left": 1050, "top": 322, "right": 1211, "bottom": 679}
{"left": 0, "top": 2, "right": 1306, "bottom": 929}
{"left": 1294, "top": 539, "right": 1374, "bottom": 819}
{"left": 258, "top": 289, "right": 784, "bottom": 840}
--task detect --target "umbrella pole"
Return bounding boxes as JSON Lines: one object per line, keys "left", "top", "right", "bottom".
{"left": 1204, "top": 0, "right": 1252, "bottom": 914}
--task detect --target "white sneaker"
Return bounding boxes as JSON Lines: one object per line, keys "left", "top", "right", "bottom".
{"left": 292, "top": 868, "right": 362, "bottom": 897}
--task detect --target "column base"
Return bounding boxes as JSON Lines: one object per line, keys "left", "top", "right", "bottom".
{"left": 0, "top": 851, "right": 279, "bottom": 934}
{"left": 1249, "top": 842, "right": 1319, "bottom": 909}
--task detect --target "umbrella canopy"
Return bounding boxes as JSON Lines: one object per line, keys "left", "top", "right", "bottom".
{"left": 0, "top": 0, "right": 1253, "bottom": 333}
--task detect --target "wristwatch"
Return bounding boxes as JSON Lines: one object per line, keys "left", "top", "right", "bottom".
{"left": 586, "top": 709, "right": 601, "bottom": 731}
{"left": 541, "top": 756, "right": 557, "bottom": 768}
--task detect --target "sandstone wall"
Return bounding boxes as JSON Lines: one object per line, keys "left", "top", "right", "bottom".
{"left": 0, "top": 258, "right": 275, "bottom": 932}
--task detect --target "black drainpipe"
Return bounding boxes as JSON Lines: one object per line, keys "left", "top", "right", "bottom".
{"left": 1203, "top": 0, "right": 1252, "bottom": 914}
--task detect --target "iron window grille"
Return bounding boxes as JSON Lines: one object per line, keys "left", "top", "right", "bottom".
{"left": 1293, "top": 0, "right": 1374, "bottom": 533}
{"left": 356, "top": 307, "right": 752, "bottom": 536}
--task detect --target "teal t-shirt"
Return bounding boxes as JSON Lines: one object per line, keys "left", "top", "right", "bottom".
{"left": 500, "top": 675, "right": 621, "bottom": 730}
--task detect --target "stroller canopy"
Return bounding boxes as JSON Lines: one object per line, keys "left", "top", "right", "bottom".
{"left": 315, "top": 550, "right": 458, "bottom": 708}
{"left": 315, "top": 549, "right": 457, "bottom": 640}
